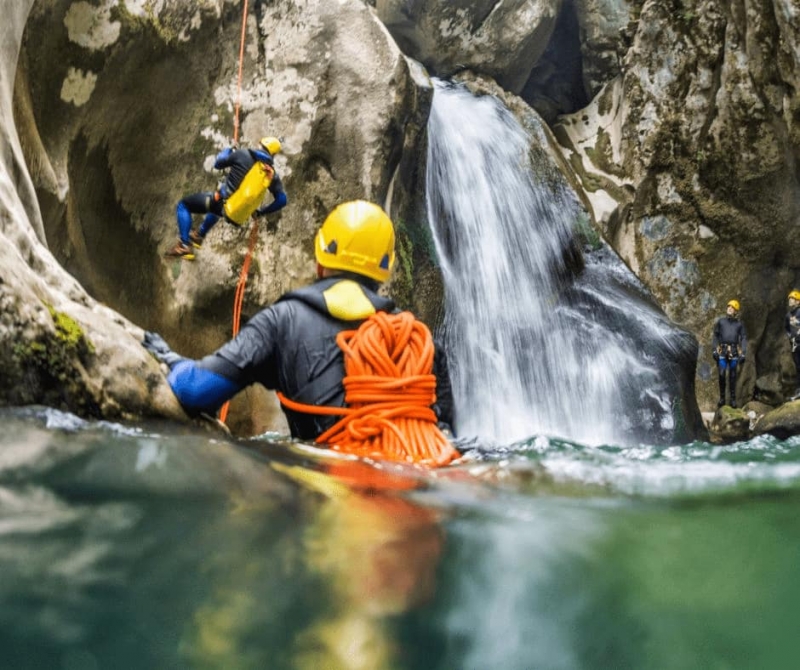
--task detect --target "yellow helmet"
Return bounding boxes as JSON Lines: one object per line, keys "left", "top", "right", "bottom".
{"left": 315, "top": 200, "right": 395, "bottom": 282}
{"left": 789, "top": 290, "right": 800, "bottom": 301}
{"left": 727, "top": 299, "right": 740, "bottom": 312}
{"left": 259, "top": 136, "right": 282, "bottom": 156}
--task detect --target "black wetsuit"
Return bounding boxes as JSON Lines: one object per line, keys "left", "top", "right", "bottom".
{"left": 168, "top": 274, "right": 453, "bottom": 440}
{"left": 785, "top": 306, "right": 800, "bottom": 391}
{"left": 712, "top": 315, "right": 747, "bottom": 406}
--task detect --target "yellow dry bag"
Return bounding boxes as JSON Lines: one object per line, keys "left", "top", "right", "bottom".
{"left": 223, "top": 162, "right": 273, "bottom": 225}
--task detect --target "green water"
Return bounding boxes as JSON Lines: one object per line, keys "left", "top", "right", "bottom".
{"left": 1, "top": 407, "right": 799, "bottom": 670}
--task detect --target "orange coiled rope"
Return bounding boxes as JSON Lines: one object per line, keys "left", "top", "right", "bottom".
{"left": 278, "top": 311, "right": 460, "bottom": 468}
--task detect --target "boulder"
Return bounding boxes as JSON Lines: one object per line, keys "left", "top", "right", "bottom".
{"left": 709, "top": 405, "right": 750, "bottom": 443}
{"left": 753, "top": 401, "right": 800, "bottom": 440}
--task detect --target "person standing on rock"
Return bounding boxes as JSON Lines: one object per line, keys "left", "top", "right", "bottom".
{"left": 164, "top": 136, "right": 288, "bottom": 260}
{"left": 784, "top": 290, "right": 800, "bottom": 399}
{"left": 712, "top": 299, "right": 747, "bottom": 408}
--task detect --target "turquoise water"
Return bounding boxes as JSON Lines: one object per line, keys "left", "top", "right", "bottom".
{"left": 2, "top": 406, "right": 799, "bottom": 670}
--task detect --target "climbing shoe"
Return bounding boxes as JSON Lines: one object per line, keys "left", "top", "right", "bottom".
{"left": 164, "top": 241, "right": 195, "bottom": 261}
{"left": 189, "top": 230, "right": 205, "bottom": 248}
{"left": 717, "top": 398, "right": 725, "bottom": 408}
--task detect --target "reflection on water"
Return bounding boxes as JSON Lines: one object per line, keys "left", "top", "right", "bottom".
{"left": 2, "top": 407, "right": 800, "bottom": 669}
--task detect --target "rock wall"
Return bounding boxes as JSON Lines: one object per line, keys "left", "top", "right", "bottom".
{"left": 8, "top": 0, "right": 433, "bottom": 434}
{"left": 555, "top": 0, "right": 800, "bottom": 409}
{"left": 375, "top": 0, "right": 800, "bottom": 411}
{"left": 6, "top": 0, "right": 798, "bottom": 433}
{"left": 1, "top": 0, "right": 184, "bottom": 421}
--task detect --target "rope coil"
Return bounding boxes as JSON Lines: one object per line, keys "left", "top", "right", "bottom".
{"left": 279, "top": 312, "right": 460, "bottom": 467}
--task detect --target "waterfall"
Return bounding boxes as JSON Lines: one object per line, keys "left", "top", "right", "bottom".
{"left": 425, "top": 80, "right": 698, "bottom": 446}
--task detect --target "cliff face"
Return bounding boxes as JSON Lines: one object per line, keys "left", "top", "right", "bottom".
{"left": 381, "top": 0, "right": 800, "bottom": 410}
{"left": 7, "top": 0, "right": 432, "bottom": 433}
{"left": 1, "top": 0, "right": 184, "bottom": 422}
{"left": 4, "top": 0, "right": 798, "bottom": 431}
{"left": 553, "top": 0, "right": 800, "bottom": 409}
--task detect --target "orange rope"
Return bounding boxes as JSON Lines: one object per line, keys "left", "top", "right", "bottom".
{"left": 232, "top": 0, "right": 249, "bottom": 145}
{"left": 278, "top": 312, "right": 460, "bottom": 468}
{"left": 219, "top": 0, "right": 254, "bottom": 424}
{"left": 219, "top": 220, "right": 259, "bottom": 423}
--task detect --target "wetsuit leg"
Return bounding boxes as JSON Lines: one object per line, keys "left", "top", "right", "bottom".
{"left": 176, "top": 192, "right": 216, "bottom": 244}
{"left": 728, "top": 358, "right": 738, "bottom": 407}
{"left": 718, "top": 358, "right": 728, "bottom": 406}
{"left": 792, "top": 349, "right": 800, "bottom": 392}
{"left": 198, "top": 213, "right": 220, "bottom": 237}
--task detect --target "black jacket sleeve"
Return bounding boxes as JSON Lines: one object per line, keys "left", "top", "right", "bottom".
{"left": 432, "top": 339, "right": 455, "bottom": 430}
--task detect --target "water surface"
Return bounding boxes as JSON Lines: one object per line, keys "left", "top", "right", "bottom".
{"left": 2, "top": 406, "right": 799, "bottom": 670}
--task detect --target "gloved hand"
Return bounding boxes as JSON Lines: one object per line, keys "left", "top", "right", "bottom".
{"left": 739, "top": 355, "right": 746, "bottom": 365}
{"left": 142, "top": 331, "right": 185, "bottom": 369}
{"left": 712, "top": 351, "right": 719, "bottom": 362}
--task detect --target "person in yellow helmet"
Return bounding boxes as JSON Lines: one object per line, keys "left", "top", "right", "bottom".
{"left": 711, "top": 299, "right": 748, "bottom": 408}
{"left": 165, "top": 136, "right": 288, "bottom": 259}
{"left": 146, "top": 200, "right": 453, "bottom": 437}
{"left": 785, "top": 290, "right": 800, "bottom": 399}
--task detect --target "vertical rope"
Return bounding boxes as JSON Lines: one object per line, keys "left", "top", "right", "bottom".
{"left": 232, "top": 0, "right": 249, "bottom": 144}
{"left": 219, "top": 0, "right": 254, "bottom": 425}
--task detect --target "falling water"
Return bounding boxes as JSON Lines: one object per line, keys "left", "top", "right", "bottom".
{"left": 426, "top": 81, "right": 692, "bottom": 446}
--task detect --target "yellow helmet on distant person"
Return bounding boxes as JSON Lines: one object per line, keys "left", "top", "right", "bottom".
{"left": 727, "top": 299, "right": 740, "bottom": 312}
{"left": 259, "top": 136, "right": 282, "bottom": 156}
{"left": 789, "top": 290, "right": 800, "bottom": 301}
{"left": 315, "top": 201, "right": 395, "bottom": 282}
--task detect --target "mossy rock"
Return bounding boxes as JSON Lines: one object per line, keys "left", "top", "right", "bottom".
{"left": 753, "top": 401, "right": 800, "bottom": 440}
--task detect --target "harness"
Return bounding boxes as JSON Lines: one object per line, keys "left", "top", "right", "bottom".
{"left": 716, "top": 343, "right": 742, "bottom": 360}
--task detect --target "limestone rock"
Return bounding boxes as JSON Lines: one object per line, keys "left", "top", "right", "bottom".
{"left": 752, "top": 373, "right": 785, "bottom": 407}
{"left": 6, "top": 0, "right": 430, "bottom": 430}
{"left": 709, "top": 405, "right": 750, "bottom": 443}
{"left": 753, "top": 401, "right": 800, "bottom": 440}
{"left": 375, "top": 0, "right": 562, "bottom": 94}
{"left": 554, "top": 0, "right": 800, "bottom": 413}
{"left": 1, "top": 0, "right": 183, "bottom": 420}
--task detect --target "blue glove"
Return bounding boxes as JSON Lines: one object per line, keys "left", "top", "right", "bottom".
{"left": 142, "top": 331, "right": 185, "bottom": 369}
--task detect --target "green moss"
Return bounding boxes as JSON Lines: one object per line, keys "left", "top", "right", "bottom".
{"left": 395, "top": 231, "right": 414, "bottom": 285}
{"left": 10, "top": 303, "right": 99, "bottom": 415}
{"left": 574, "top": 211, "right": 602, "bottom": 250}
{"left": 141, "top": 6, "right": 181, "bottom": 44}
{"left": 111, "top": 0, "right": 180, "bottom": 45}
{"left": 585, "top": 128, "right": 626, "bottom": 179}
{"left": 170, "top": 259, "right": 183, "bottom": 280}
{"left": 596, "top": 86, "right": 615, "bottom": 118}
{"left": 47, "top": 305, "right": 95, "bottom": 354}
{"left": 390, "top": 227, "right": 416, "bottom": 309}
